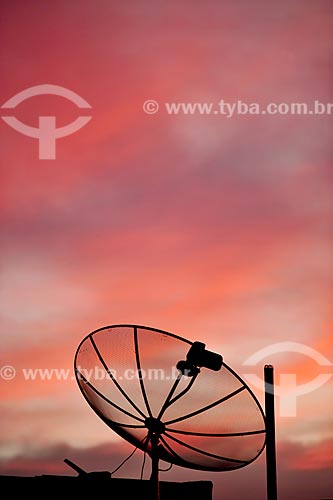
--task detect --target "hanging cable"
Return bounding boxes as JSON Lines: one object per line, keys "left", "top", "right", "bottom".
{"left": 158, "top": 463, "right": 173, "bottom": 472}
{"left": 111, "top": 446, "right": 139, "bottom": 476}
{"left": 140, "top": 451, "right": 147, "bottom": 480}
{"left": 111, "top": 435, "right": 149, "bottom": 476}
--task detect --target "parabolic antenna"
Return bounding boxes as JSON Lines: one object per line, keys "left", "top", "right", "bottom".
{"left": 75, "top": 324, "right": 266, "bottom": 478}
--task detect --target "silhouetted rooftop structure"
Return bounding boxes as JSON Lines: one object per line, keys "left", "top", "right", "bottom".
{"left": 0, "top": 475, "right": 213, "bottom": 499}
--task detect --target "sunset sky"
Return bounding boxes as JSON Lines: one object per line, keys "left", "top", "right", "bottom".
{"left": 0, "top": 1, "right": 332, "bottom": 499}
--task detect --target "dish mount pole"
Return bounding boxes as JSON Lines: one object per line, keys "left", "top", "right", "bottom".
{"left": 150, "top": 433, "right": 160, "bottom": 500}
{"left": 264, "top": 364, "right": 278, "bottom": 500}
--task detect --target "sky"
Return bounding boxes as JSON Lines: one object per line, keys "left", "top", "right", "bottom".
{"left": 0, "top": 1, "right": 332, "bottom": 498}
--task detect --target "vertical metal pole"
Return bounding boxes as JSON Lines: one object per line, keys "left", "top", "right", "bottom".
{"left": 150, "top": 434, "right": 160, "bottom": 500}
{"left": 264, "top": 364, "right": 277, "bottom": 500}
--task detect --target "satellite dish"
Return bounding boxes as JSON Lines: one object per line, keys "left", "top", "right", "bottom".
{"left": 75, "top": 325, "right": 266, "bottom": 498}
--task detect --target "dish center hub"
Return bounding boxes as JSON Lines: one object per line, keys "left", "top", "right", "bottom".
{"left": 145, "top": 417, "right": 165, "bottom": 435}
